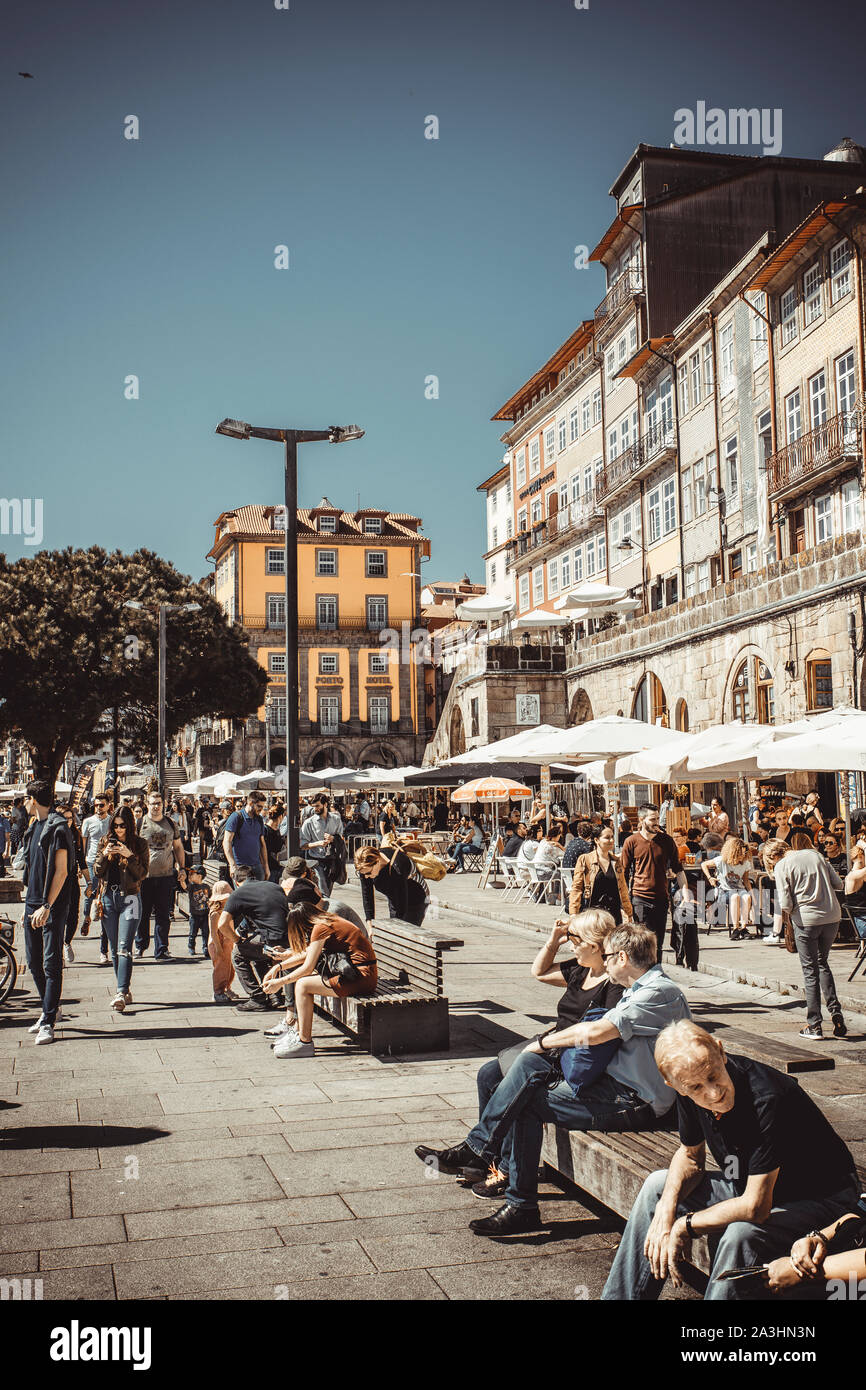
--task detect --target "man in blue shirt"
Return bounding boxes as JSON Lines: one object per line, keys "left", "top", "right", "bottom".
{"left": 415, "top": 919, "right": 691, "bottom": 1236}
{"left": 22, "top": 781, "right": 74, "bottom": 1045}
{"left": 223, "top": 793, "right": 268, "bottom": 884}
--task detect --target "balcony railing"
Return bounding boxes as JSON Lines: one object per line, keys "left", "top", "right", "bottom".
{"left": 767, "top": 411, "right": 861, "bottom": 499}
{"left": 241, "top": 615, "right": 414, "bottom": 632}
{"left": 594, "top": 269, "right": 643, "bottom": 332}
{"left": 595, "top": 419, "right": 676, "bottom": 505}
{"left": 505, "top": 495, "right": 602, "bottom": 570}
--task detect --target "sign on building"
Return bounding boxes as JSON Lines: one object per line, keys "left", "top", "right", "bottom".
{"left": 516, "top": 694, "right": 540, "bottom": 725}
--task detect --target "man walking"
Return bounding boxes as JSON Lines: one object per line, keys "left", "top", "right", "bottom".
{"left": 136, "top": 790, "right": 186, "bottom": 960}
{"left": 620, "top": 804, "right": 692, "bottom": 958}
{"left": 775, "top": 832, "right": 847, "bottom": 1039}
{"left": 21, "top": 782, "right": 74, "bottom": 1045}
{"left": 223, "top": 791, "right": 268, "bottom": 884}
{"left": 602, "top": 1021, "right": 859, "bottom": 1300}
{"left": 81, "top": 792, "right": 113, "bottom": 959}
{"left": 299, "top": 794, "right": 344, "bottom": 896}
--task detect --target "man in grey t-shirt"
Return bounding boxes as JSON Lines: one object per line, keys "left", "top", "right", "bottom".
{"left": 135, "top": 791, "right": 186, "bottom": 960}
{"left": 774, "top": 844, "right": 845, "bottom": 1039}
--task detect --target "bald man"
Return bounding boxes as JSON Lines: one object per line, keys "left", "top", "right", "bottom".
{"left": 602, "top": 1020, "right": 859, "bottom": 1300}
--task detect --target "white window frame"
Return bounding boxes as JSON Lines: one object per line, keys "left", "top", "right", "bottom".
{"left": 318, "top": 514, "right": 337, "bottom": 533}
{"left": 842, "top": 479, "right": 862, "bottom": 533}
{"left": 532, "top": 566, "right": 544, "bottom": 604}
{"left": 780, "top": 287, "right": 798, "bottom": 346}
{"left": 573, "top": 546, "right": 584, "bottom": 582}
{"left": 581, "top": 397, "right": 591, "bottom": 433}
{"left": 319, "top": 652, "right": 339, "bottom": 675}
{"left": 362, "top": 516, "right": 382, "bottom": 534}
{"left": 689, "top": 351, "right": 702, "bottom": 405}
{"left": 814, "top": 493, "right": 834, "bottom": 544}
{"left": 725, "top": 436, "right": 738, "bottom": 504}
{"left": 529, "top": 438, "right": 541, "bottom": 477}
{"left": 662, "top": 477, "right": 677, "bottom": 534}
{"left": 316, "top": 548, "right": 337, "bottom": 576}
{"left": 544, "top": 425, "right": 555, "bottom": 462}
{"left": 702, "top": 340, "right": 714, "bottom": 397}
{"left": 648, "top": 488, "right": 661, "bottom": 544}
{"left": 785, "top": 388, "right": 802, "bottom": 443}
{"left": 548, "top": 557, "right": 560, "bottom": 596}
{"left": 677, "top": 362, "right": 689, "bottom": 416}
{"left": 586, "top": 537, "right": 596, "bottom": 576}
{"left": 803, "top": 263, "right": 822, "bottom": 324}
{"left": 561, "top": 551, "right": 571, "bottom": 590}
{"left": 558, "top": 418, "right": 567, "bottom": 452}
{"left": 830, "top": 240, "right": 851, "bottom": 302}
{"left": 809, "top": 370, "right": 828, "bottom": 431}
{"left": 516, "top": 448, "right": 526, "bottom": 486}
{"left": 519, "top": 574, "right": 530, "bottom": 611}
{"left": 719, "top": 320, "right": 735, "bottom": 392}
{"left": 569, "top": 407, "right": 579, "bottom": 442}
{"left": 266, "top": 547, "right": 285, "bottom": 574}
{"left": 592, "top": 388, "right": 602, "bottom": 424}
{"left": 682, "top": 466, "right": 692, "bottom": 524}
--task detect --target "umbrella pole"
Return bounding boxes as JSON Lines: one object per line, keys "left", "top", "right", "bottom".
{"left": 841, "top": 776, "right": 853, "bottom": 865}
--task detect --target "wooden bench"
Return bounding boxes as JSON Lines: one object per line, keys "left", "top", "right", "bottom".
{"left": 314, "top": 919, "right": 463, "bottom": 1056}
{"left": 0, "top": 877, "right": 23, "bottom": 904}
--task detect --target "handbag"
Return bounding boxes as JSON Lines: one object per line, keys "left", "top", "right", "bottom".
{"left": 91, "top": 885, "right": 105, "bottom": 921}
{"left": 783, "top": 911, "right": 797, "bottom": 953}
{"left": 319, "top": 942, "right": 361, "bottom": 984}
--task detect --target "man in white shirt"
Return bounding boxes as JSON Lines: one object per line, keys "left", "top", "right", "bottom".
{"left": 81, "top": 793, "right": 113, "bottom": 960}
{"left": 299, "top": 795, "right": 344, "bottom": 896}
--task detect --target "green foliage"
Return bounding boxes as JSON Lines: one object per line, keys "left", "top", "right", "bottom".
{"left": 0, "top": 547, "right": 268, "bottom": 781}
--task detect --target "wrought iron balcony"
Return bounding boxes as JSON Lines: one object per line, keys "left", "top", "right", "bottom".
{"left": 594, "top": 269, "right": 643, "bottom": 334}
{"left": 595, "top": 419, "right": 676, "bottom": 505}
{"left": 767, "top": 411, "right": 861, "bottom": 500}
{"left": 505, "top": 495, "right": 602, "bottom": 571}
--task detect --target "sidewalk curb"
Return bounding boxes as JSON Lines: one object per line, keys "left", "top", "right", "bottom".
{"left": 429, "top": 893, "right": 866, "bottom": 1021}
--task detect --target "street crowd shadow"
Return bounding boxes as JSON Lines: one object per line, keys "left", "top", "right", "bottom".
{"left": 53, "top": 1025, "right": 251, "bottom": 1042}
{"left": 0, "top": 1123, "right": 170, "bottom": 1151}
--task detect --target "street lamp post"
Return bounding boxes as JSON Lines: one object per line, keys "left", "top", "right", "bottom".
{"left": 215, "top": 420, "right": 364, "bottom": 854}
{"left": 125, "top": 600, "right": 201, "bottom": 796}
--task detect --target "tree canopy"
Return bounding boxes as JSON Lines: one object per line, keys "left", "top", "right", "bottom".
{"left": 0, "top": 547, "right": 269, "bottom": 782}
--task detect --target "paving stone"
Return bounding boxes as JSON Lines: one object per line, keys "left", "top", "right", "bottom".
{"left": 35, "top": 1264, "right": 118, "bottom": 1300}
{"left": 0, "top": 1148, "right": 100, "bottom": 1175}
{"left": 170, "top": 1270, "right": 446, "bottom": 1300}
{"left": 40, "top": 1226, "right": 285, "bottom": 1269}
{"left": 427, "top": 1247, "right": 644, "bottom": 1301}
{"left": 0, "top": 1101, "right": 79, "bottom": 1126}
{"left": 286, "top": 1120, "right": 467, "bottom": 1154}
{"left": 124, "top": 1194, "right": 352, "bottom": 1240}
{"left": 70, "top": 1154, "right": 286, "bottom": 1216}
{"left": 96, "top": 1131, "right": 293, "bottom": 1168}
{"left": 4, "top": 1172, "right": 71, "bottom": 1224}
{"left": 312, "top": 1073, "right": 481, "bottom": 1104}
{"left": 273, "top": 1094, "right": 447, "bottom": 1123}
{"left": 113, "top": 1238, "right": 376, "bottom": 1298}
{"left": 77, "top": 1096, "right": 165, "bottom": 1121}
{"left": 0, "top": 1251, "right": 39, "bottom": 1276}
{"left": 150, "top": 1106, "right": 283, "bottom": 1131}
{"left": 263, "top": 1140, "right": 454, "bottom": 1199}
{"left": 156, "top": 1080, "right": 328, "bottom": 1114}
{"left": 0, "top": 1214, "right": 126, "bottom": 1253}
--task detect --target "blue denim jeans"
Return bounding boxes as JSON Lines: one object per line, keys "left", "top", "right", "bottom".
{"left": 602, "top": 1168, "right": 860, "bottom": 1300}
{"left": 102, "top": 886, "right": 140, "bottom": 993}
{"left": 466, "top": 1050, "right": 646, "bottom": 1208}
{"left": 23, "top": 907, "right": 65, "bottom": 1025}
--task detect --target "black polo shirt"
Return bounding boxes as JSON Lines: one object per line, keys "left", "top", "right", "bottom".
{"left": 677, "top": 1054, "right": 856, "bottom": 1203}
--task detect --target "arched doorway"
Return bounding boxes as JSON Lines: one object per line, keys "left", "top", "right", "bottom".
{"left": 674, "top": 699, "right": 689, "bottom": 732}
{"left": 261, "top": 746, "right": 286, "bottom": 770}
{"left": 358, "top": 744, "right": 400, "bottom": 769}
{"left": 309, "top": 746, "right": 350, "bottom": 771}
{"left": 450, "top": 705, "right": 466, "bottom": 757}
{"left": 568, "top": 688, "right": 593, "bottom": 725}
{"left": 728, "top": 655, "right": 775, "bottom": 723}
{"left": 632, "top": 672, "right": 668, "bottom": 724}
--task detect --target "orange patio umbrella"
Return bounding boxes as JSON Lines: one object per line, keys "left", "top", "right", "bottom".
{"left": 451, "top": 777, "right": 532, "bottom": 802}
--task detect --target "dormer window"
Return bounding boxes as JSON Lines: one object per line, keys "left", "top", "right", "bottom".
{"left": 318, "top": 515, "right": 337, "bottom": 533}
{"left": 363, "top": 516, "right": 382, "bottom": 534}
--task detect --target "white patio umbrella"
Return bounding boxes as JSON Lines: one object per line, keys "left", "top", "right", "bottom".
{"left": 756, "top": 710, "right": 866, "bottom": 773}
{"left": 494, "top": 716, "right": 687, "bottom": 766}
{"left": 455, "top": 595, "right": 515, "bottom": 620}
{"left": 449, "top": 724, "right": 566, "bottom": 766}
{"left": 559, "top": 583, "right": 627, "bottom": 607}
{"left": 512, "top": 607, "right": 568, "bottom": 631}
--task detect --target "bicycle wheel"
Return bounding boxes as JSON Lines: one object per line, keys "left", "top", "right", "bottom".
{"left": 0, "top": 937, "right": 18, "bottom": 1005}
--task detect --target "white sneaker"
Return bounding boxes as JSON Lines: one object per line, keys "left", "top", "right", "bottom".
{"left": 762, "top": 934, "right": 783, "bottom": 945}
{"left": 98, "top": 953, "right": 110, "bottom": 965}
{"left": 34, "top": 1023, "right": 54, "bottom": 1045}
{"left": 63, "top": 944, "right": 74, "bottom": 964}
{"left": 27, "top": 1010, "right": 66, "bottom": 1033}
{"left": 264, "top": 1017, "right": 295, "bottom": 1038}
{"left": 273, "top": 1035, "right": 315, "bottom": 1059}
{"left": 271, "top": 1026, "right": 300, "bottom": 1049}
{"left": 111, "top": 993, "right": 126, "bottom": 1012}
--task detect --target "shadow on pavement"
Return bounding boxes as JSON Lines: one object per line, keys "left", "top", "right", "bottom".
{"left": 0, "top": 1123, "right": 171, "bottom": 1150}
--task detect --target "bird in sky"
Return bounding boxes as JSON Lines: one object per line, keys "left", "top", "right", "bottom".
{"left": 18, "top": 72, "right": 35, "bottom": 78}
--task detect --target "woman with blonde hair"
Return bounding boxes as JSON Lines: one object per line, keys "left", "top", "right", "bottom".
{"left": 354, "top": 843, "right": 429, "bottom": 926}
{"left": 701, "top": 835, "right": 754, "bottom": 939}
{"left": 262, "top": 901, "right": 377, "bottom": 1058}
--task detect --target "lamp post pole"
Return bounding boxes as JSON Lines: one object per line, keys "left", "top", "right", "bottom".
{"left": 158, "top": 602, "right": 168, "bottom": 798}
{"left": 284, "top": 434, "right": 300, "bottom": 854}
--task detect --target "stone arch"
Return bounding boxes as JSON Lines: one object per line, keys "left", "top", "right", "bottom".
{"left": 568, "top": 688, "right": 593, "bottom": 725}
{"left": 631, "top": 672, "right": 668, "bottom": 724}
{"left": 262, "top": 746, "right": 286, "bottom": 770}
{"left": 674, "top": 698, "right": 689, "bottom": 732}
{"left": 308, "top": 745, "right": 352, "bottom": 772}
{"left": 722, "top": 645, "right": 775, "bottom": 724}
{"left": 357, "top": 742, "right": 400, "bottom": 769}
{"left": 449, "top": 704, "right": 466, "bottom": 757}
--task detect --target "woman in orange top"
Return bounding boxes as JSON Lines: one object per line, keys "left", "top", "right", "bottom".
{"left": 262, "top": 902, "right": 377, "bottom": 1059}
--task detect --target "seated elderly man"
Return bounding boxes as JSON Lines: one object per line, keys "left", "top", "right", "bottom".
{"left": 602, "top": 1020, "right": 859, "bottom": 1300}
{"left": 416, "top": 919, "right": 691, "bottom": 1236}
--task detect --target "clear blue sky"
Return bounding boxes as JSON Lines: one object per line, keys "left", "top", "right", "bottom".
{"left": 3, "top": 0, "right": 864, "bottom": 582}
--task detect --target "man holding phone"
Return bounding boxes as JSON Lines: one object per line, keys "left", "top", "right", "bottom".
{"left": 602, "top": 1020, "right": 859, "bottom": 1300}
{"left": 217, "top": 866, "right": 289, "bottom": 1012}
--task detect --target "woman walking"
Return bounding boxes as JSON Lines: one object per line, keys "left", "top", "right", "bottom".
{"left": 568, "top": 823, "right": 632, "bottom": 925}
{"left": 262, "top": 901, "right": 377, "bottom": 1058}
{"left": 774, "top": 831, "right": 847, "bottom": 1039}
{"left": 92, "top": 806, "right": 149, "bottom": 1013}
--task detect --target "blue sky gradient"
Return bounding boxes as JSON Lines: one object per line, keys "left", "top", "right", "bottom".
{"left": 3, "top": 0, "right": 865, "bottom": 581}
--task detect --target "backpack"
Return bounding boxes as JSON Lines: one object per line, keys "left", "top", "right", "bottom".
{"left": 394, "top": 839, "right": 448, "bottom": 883}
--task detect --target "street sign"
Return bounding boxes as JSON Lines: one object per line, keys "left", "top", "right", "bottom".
{"left": 540, "top": 765, "right": 551, "bottom": 804}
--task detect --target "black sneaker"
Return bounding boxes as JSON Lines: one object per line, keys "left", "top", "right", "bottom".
{"left": 235, "top": 998, "right": 275, "bottom": 1013}
{"left": 831, "top": 1015, "right": 848, "bottom": 1038}
{"left": 414, "top": 1141, "right": 484, "bottom": 1176}
{"left": 799, "top": 1025, "right": 824, "bottom": 1039}
{"left": 469, "top": 1202, "right": 542, "bottom": 1237}
{"left": 470, "top": 1167, "right": 509, "bottom": 1200}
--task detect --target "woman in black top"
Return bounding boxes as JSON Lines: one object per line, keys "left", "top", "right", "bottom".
{"left": 378, "top": 799, "right": 398, "bottom": 841}
{"left": 467, "top": 907, "right": 624, "bottom": 1199}
{"left": 354, "top": 844, "right": 428, "bottom": 926}
{"left": 263, "top": 808, "right": 285, "bottom": 882}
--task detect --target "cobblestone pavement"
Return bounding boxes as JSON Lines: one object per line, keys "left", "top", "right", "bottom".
{"left": 2, "top": 878, "right": 865, "bottom": 1301}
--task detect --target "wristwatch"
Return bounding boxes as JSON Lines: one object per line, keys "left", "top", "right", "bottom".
{"left": 685, "top": 1212, "right": 696, "bottom": 1238}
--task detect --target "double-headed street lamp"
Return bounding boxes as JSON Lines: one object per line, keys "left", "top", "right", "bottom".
{"left": 124, "top": 599, "right": 201, "bottom": 795}
{"left": 214, "top": 420, "right": 365, "bottom": 854}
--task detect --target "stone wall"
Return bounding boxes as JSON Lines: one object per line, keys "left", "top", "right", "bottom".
{"left": 566, "top": 531, "right": 866, "bottom": 729}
